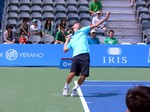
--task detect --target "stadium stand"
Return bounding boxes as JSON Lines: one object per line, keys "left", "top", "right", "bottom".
{"left": 0, "top": 0, "right": 150, "bottom": 44}
{"left": 41, "top": 35, "right": 54, "bottom": 44}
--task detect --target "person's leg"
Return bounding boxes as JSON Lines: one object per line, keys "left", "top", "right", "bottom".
{"left": 71, "top": 75, "right": 86, "bottom": 97}
{"left": 130, "top": 0, "right": 134, "bottom": 7}
{"left": 64, "top": 72, "right": 75, "bottom": 89}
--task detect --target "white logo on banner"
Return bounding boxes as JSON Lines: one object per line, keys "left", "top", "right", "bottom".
{"left": 148, "top": 47, "right": 150, "bottom": 63}
{"left": 107, "top": 47, "right": 121, "bottom": 55}
{"left": 103, "top": 47, "right": 127, "bottom": 64}
{"left": 5, "top": 49, "right": 18, "bottom": 61}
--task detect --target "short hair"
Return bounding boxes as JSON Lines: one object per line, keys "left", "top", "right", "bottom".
{"left": 108, "top": 30, "right": 114, "bottom": 34}
{"left": 60, "top": 26, "right": 65, "bottom": 30}
{"left": 126, "top": 85, "right": 150, "bottom": 112}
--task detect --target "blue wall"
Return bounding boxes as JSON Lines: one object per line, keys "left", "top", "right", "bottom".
{"left": 0, "top": 44, "right": 150, "bottom": 67}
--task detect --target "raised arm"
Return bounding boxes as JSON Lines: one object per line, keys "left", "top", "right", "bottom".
{"left": 90, "top": 12, "right": 111, "bottom": 30}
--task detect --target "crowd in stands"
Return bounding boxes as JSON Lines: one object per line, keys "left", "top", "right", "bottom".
{"left": 2, "top": 0, "right": 149, "bottom": 44}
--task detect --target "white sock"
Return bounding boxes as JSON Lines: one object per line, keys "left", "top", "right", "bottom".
{"left": 72, "top": 83, "right": 80, "bottom": 90}
{"left": 64, "top": 83, "right": 69, "bottom": 89}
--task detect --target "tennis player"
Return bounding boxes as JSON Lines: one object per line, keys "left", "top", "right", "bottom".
{"left": 62, "top": 12, "right": 111, "bottom": 97}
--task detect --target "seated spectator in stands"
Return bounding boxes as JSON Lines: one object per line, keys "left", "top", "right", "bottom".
{"left": 3, "top": 24, "right": 16, "bottom": 44}
{"left": 55, "top": 26, "right": 68, "bottom": 44}
{"left": 88, "top": 29, "right": 100, "bottom": 44}
{"left": 30, "top": 19, "right": 42, "bottom": 36}
{"left": 130, "top": 0, "right": 135, "bottom": 7}
{"left": 57, "top": 18, "right": 67, "bottom": 31}
{"left": 89, "top": 0, "right": 102, "bottom": 16}
{"left": 42, "top": 18, "right": 53, "bottom": 36}
{"left": 104, "top": 30, "right": 118, "bottom": 44}
{"left": 126, "top": 85, "right": 150, "bottom": 112}
{"left": 92, "top": 10, "right": 107, "bottom": 32}
{"left": 20, "top": 17, "right": 30, "bottom": 37}
{"left": 19, "top": 32, "right": 27, "bottom": 44}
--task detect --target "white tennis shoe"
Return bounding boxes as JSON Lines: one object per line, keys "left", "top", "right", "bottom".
{"left": 62, "top": 88, "right": 69, "bottom": 96}
{"left": 71, "top": 89, "right": 77, "bottom": 97}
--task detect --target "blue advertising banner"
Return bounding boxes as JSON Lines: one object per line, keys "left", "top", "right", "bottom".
{"left": 0, "top": 44, "right": 150, "bottom": 67}
{"left": 0, "top": 44, "right": 64, "bottom": 66}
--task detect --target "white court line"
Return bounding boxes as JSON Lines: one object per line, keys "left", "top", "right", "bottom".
{"left": 85, "top": 80, "right": 150, "bottom": 82}
{"left": 74, "top": 81, "right": 90, "bottom": 112}
{"left": 81, "top": 85, "right": 150, "bottom": 87}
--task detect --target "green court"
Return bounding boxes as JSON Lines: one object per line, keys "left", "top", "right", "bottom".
{"left": 0, "top": 67, "right": 150, "bottom": 112}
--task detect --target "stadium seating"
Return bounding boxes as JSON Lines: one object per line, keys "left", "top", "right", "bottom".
{"left": 1, "top": 0, "right": 150, "bottom": 44}
{"left": 41, "top": 35, "right": 54, "bottom": 44}
{"left": 29, "top": 35, "right": 41, "bottom": 44}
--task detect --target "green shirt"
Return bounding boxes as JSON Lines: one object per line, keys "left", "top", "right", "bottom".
{"left": 55, "top": 31, "right": 68, "bottom": 43}
{"left": 89, "top": 1, "right": 102, "bottom": 12}
{"left": 104, "top": 37, "right": 118, "bottom": 44}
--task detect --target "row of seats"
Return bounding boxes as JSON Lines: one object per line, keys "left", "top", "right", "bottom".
{"left": 3, "top": 0, "right": 92, "bottom": 30}
{"left": 7, "top": 5, "right": 89, "bottom": 15}
{"left": 135, "top": 0, "right": 150, "bottom": 23}
{"left": 6, "top": 0, "right": 89, "bottom": 8}
{"left": 135, "top": 0, "right": 150, "bottom": 43}
{"left": 24, "top": 35, "right": 54, "bottom": 44}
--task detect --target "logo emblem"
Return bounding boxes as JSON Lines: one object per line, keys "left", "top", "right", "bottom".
{"left": 107, "top": 47, "right": 121, "bottom": 55}
{"left": 5, "top": 49, "right": 18, "bottom": 61}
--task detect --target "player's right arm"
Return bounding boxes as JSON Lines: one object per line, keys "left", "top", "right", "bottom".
{"left": 63, "top": 35, "right": 71, "bottom": 52}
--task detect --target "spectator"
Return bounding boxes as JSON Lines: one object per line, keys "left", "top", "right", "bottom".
{"left": 20, "top": 17, "right": 30, "bottom": 37}
{"left": 130, "top": 0, "right": 135, "bottom": 7}
{"left": 88, "top": 29, "right": 100, "bottom": 44}
{"left": 89, "top": 0, "right": 102, "bottom": 16}
{"left": 126, "top": 85, "right": 150, "bottom": 112}
{"left": 3, "top": 24, "right": 16, "bottom": 44}
{"left": 104, "top": 30, "right": 118, "bottom": 44}
{"left": 19, "top": 31, "right": 27, "bottom": 44}
{"left": 42, "top": 18, "right": 54, "bottom": 36}
{"left": 92, "top": 10, "right": 107, "bottom": 32}
{"left": 55, "top": 26, "right": 68, "bottom": 44}
{"left": 57, "top": 18, "right": 67, "bottom": 31}
{"left": 30, "top": 19, "right": 42, "bottom": 36}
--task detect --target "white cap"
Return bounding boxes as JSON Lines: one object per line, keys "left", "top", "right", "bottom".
{"left": 90, "top": 29, "right": 96, "bottom": 33}
{"left": 33, "top": 19, "right": 38, "bottom": 22}
{"left": 96, "top": 10, "right": 102, "bottom": 14}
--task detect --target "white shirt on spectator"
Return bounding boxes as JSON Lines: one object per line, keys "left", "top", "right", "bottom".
{"left": 92, "top": 16, "right": 106, "bottom": 28}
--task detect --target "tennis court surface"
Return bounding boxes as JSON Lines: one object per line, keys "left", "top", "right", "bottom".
{"left": 77, "top": 81, "right": 150, "bottom": 112}
{"left": 0, "top": 67, "right": 150, "bottom": 112}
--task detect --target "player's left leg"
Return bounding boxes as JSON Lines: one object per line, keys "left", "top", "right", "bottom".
{"left": 71, "top": 75, "right": 86, "bottom": 97}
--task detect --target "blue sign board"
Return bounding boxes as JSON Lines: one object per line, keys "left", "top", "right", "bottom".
{"left": 0, "top": 44, "right": 150, "bottom": 67}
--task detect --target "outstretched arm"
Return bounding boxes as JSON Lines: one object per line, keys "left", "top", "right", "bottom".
{"left": 90, "top": 12, "right": 111, "bottom": 30}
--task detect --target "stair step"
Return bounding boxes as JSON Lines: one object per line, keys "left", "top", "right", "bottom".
{"left": 106, "top": 14, "right": 136, "bottom": 21}
{"left": 102, "top": 7, "right": 134, "bottom": 14}
{"left": 107, "top": 21, "right": 139, "bottom": 29}
{"left": 101, "top": 1, "right": 131, "bottom": 7}
{"left": 116, "top": 36, "right": 142, "bottom": 44}
{"left": 100, "top": 0, "right": 142, "bottom": 43}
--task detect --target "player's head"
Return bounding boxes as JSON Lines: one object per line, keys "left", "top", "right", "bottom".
{"left": 72, "top": 21, "right": 82, "bottom": 31}
{"left": 126, "top": 85, "right": 150, "bottom": 112}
